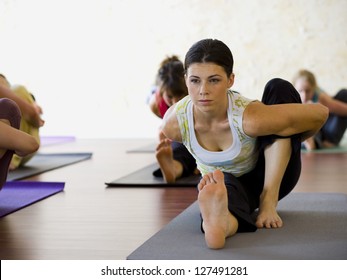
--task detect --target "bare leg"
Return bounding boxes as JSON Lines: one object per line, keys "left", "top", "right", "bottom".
{"left": 10, "top": 88, "right": 40, "bottom": 170}
{"left": 156, "top": 138, "right": 183, "bottom": 183}
{"left": 0, "top": 119, "right": 14, "bottom": 188}
{"left": 198, "top": 170, "right": 238, "bottom": 249}
{"left": 0, "top": 119, "right": 10, "bottom": 158}
{"left": 256, "top": 138, "right": 291, "bottom": 229}
{"left": 302, "top": 136, "right": 316, "bottom": 150}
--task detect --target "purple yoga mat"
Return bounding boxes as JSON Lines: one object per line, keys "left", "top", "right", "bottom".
{"left": 40, "top": 136, "right": 75, "bottom": 146}
{"left": 0, "top": 181, "right": 65, "bottom": 217}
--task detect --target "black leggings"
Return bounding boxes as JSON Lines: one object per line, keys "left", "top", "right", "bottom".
{"left": 224, "top": 78, "right": 302, "bottom": 232}
{"left": 320, "top": 89, "right": 347, "bottom": 145}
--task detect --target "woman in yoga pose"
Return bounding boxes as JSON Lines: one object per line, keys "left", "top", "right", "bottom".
{"left": 161, "top": 39, "right": 328, "bottom": 249}
{"left": 0, "top": 96, "right": 39, "bottom": 189}
{"left": 292, "top": 69, "right": 347, "bottom": 150}
{"left": 0, "top": 74, "right": 43, "bottom": 169}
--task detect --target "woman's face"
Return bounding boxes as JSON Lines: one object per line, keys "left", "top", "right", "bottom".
{"left": 294, "top": 77, "right": 315, "bottom": 103}
{"left": 161, "top": 89, "right": 176, "bottom": 107}
{"left": 185, "top": 62, "right": 234, "bottom": 112}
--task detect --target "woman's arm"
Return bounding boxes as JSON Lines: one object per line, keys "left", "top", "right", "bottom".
{"left": 0, "top": 121, "right": 39, "bottom": 156}
{"left": 0, "top": 85, "right": 44, "bottom": 128}
{"left": 318, "top": 93, "right": 347, "bottom": 116}
{"left": 161, "top": 104, "right": 182, "bottom": 142}
{"left": 243, "top": 101, "right": 329, "bottom": 140}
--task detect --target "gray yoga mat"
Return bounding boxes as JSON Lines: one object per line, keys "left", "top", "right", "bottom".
{"left": 127, "top": 192, "right": 347, "bottom": 260}
{"left": 7, "top": 153, "right": 92, "bottom": 181}
{"left": 106, "top": 163, "right": 200, "bottom": 187}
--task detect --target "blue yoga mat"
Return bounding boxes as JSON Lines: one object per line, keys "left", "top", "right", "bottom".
{"left": 0, "top": 181, "right": 65, "bottom": 218}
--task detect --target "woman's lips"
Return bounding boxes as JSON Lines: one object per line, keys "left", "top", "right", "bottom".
{"left": 198, "top": 99, "right": 212, "bottom": 105}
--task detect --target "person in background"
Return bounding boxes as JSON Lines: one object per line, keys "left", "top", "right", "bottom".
{"left": 293, "top": 69, "right": 347, "bottom": 150}
{"left": 0, "top": 97, "right": 39, "bottom": 188}
{"left": 148, "top": 56, "right": 197, "bottom": 183}
{"left": 0, "top": 74, "right": 43, "bottom": 169}
{"left": 148, "top": 56, "right": 188, "bottom": 118}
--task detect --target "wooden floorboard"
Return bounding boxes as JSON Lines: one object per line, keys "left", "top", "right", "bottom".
{"left": 0, "top": 138, "right": 346, "bottom": 260}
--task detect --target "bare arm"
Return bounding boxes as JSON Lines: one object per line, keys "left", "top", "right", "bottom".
{"left": 0, "top": 121, "right": 39, "bottom": 156}
{"left": 148, "top": 93, "right": 162, "bottom": 118}
{"left": 318, "top": 93, "right": 347, "bottom": 116}
{"left": 161, "top": 104, "right": 182, "bottom": 142}
{"left": 0, "top": 85, "right": 44, "bottom": 127}
{"left": 243, "top": 101, "right": 329, "bottom": 140}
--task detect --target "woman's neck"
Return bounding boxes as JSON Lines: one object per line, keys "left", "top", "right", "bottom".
{"left": 193, "top": 96, "right": 228, "bottom": 123}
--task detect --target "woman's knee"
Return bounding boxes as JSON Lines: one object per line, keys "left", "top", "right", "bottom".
{"left": 334, "top": 89, "right": 347, "bottom": 103}
{"left": 262, "top": 78, "right": 301, "bottom": 105}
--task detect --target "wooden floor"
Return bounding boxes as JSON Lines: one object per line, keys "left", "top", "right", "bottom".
{"left": 0, "top": 138, "right": 346, "bottom": 260}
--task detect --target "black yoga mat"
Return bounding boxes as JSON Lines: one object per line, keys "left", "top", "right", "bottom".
{"left": 106, "top": 163, "right": 200, "bottom": 187}
{"left": 128, "top": 192, "right": 347, "bottom": 260}
{"left": 0, "top": 181, "right": 65, "bottom": 217}
{"left": 7, "top": 153, "right": 92, "bottom": 181}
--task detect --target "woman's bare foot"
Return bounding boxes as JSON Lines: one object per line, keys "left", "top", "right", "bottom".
{"left": 256, "top": 194, "right": 283, "bottom": 229}
{"left": 156, "top": 138, "right": 177, "bottom": 183}
{"left": 303, "top": 137, "right": 316, "bottom": 150}
{"left": 9, "top": 162, "right": 18, "bottom": 171}
{"left": 198, "top": 170, "right": 238, "bottom": 249}
{"left": 322, "top": 140, "right": 336, "bottom": 148}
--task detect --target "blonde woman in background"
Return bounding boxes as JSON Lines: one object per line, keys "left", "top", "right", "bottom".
{"left": 293, "top": 70, "right": 347, "bottom": 150}
{"left": 0, "top": 74, "right": 43, "bottom": 169}
{"left": 0, "top": 97, "right": 39, "bottom": 188}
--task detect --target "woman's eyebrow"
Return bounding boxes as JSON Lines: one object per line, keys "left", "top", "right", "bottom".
{"left": 188, "top": 74, "right": 222, "bottom": 78}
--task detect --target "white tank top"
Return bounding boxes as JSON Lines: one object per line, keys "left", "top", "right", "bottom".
{"left": 175, "top": 90, "right": 258, "bottom": 177}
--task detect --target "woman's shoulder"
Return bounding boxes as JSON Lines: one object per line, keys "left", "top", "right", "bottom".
{"left": 228, "top": 89, "right": 255, "bottom": 109}
{"left": 175, "top": 95, "right": 191, "bottom": 112}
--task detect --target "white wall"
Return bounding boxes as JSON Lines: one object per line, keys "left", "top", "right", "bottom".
{"left": 1, "top": 0, "right": 346, "bottom": 138}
